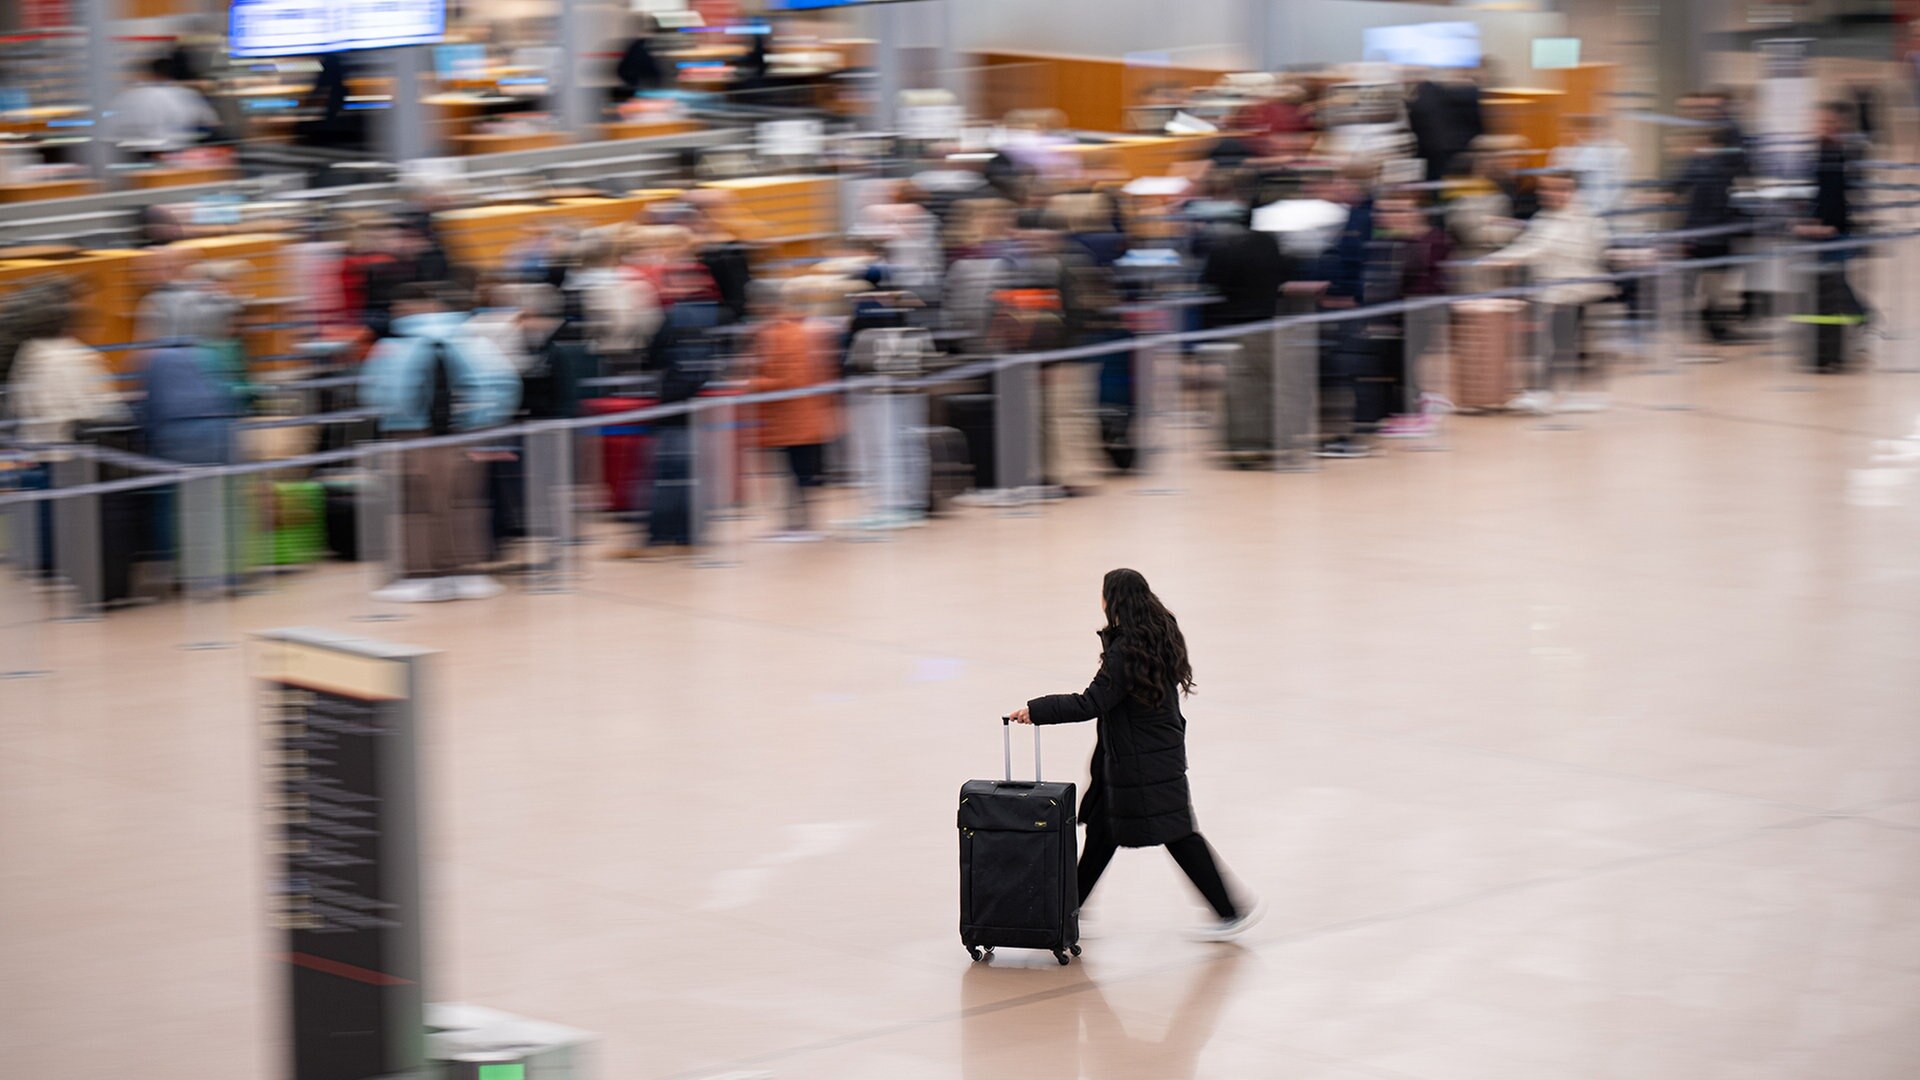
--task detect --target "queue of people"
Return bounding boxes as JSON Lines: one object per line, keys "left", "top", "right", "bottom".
{"left": 1, "top": 78, "right": 1870, "bottom": 610}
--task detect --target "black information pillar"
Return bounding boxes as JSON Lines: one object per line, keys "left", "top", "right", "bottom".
{"left": 258, "top": 629, "right": 431, "bottom": 1080}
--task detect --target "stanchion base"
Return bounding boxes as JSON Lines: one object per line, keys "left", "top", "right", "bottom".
{"left": 1133, "top": 485, "right": 1184, "bottom": 496}
{"left": 1402, "top": 441, "right": 1454, "bottom": 452}
{"left": 1532, "top": 420, "right": 1583, "bottom": 432}
{"left": 350, "top": 612, "right": 409, "bottom": 623}
{"left": 693, "top": 555, "right": 740, "bottom": 569}
{"left": 179, "top": 640, "right": 236, "bottom": 652}
{"left": 2, "top": 669, "right": 49, "bottom": 680}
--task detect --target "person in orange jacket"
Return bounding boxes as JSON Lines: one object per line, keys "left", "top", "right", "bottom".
{"left": 750, "top": 280, "right": 840, "bottom": 541}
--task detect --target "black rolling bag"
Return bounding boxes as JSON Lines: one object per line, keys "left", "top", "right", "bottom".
{"left": 958, "top": 718, "right": 1081, "bottom": 966}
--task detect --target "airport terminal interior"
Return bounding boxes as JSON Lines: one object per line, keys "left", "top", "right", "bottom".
{"left": 3, "top": 0, "right": 1920, "bottom": 1077}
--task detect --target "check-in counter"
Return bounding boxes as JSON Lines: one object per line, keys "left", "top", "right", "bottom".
{"left": 599, "top": 119, "right": 707, "bottom": 142}
{"left": 435, "top": 190, "right": 685, "bottom": 270}
{"left": 0, "top": 248, "right": 145, "bottom": 360}
{"left": 701, "top": 175, "right": 839, "bottom": 264}
{"left": 0, "top": 179, "right": 104, "bottom": 204}
{"left": 450, "top": 130, "right": 570, "bottom": 156}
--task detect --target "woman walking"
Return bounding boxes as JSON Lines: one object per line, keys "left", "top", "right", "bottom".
{"left": 1011, "top": 568, "right": 1261, "bottom": 940}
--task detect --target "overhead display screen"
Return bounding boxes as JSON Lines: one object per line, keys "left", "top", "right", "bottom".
{"left": 230, "top": 0, "right": 447, "bottom": 58}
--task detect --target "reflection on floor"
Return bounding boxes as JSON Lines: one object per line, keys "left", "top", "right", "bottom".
{"left": 4, "top": 356, "right": 1920, "bottom": 1079}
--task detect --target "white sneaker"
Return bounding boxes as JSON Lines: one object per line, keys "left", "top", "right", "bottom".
{"left": 1505, "top": 390, "right": 1555, "bottom": 416}
{"left": 371, "top": 578, "right": 448, "bottom": 604}
{"left": 450, "top": 575, "right": 505, "bottom": 600}
{"left": 1188, "top": 898, "right": 1265, "bottom": 943}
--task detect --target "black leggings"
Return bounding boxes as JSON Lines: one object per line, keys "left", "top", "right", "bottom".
{"left": 1079, "top": 816, "right": 1238, "bottom": 920}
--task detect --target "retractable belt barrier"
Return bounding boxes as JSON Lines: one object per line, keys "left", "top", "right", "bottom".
{"left": 7, "top": 225, "right": 1918, "bottom": 511}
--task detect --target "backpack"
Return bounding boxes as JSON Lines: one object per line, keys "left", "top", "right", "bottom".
{"left": 653, "top": 300, "right": 723, "bottom": 405}
{"left": 425, "top": 340, "right": 458, "bottom": 436}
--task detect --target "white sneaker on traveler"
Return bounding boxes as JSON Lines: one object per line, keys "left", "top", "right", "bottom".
{"left": 1505, "top": 390, "right": 1556, "bottom": 415}
{"left": 372, "top": 577, "right": 449, "bottom": 604}
{"left": 450, "top": 575, "right": 506, "bottom": 600}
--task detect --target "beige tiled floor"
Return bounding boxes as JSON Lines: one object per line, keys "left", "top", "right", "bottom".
{"left": 4, "top": 355, "right": 1920, "bottom": 1079}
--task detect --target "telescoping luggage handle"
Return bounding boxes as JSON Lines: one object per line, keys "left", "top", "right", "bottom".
{"left": 1001, "top": 716, "right": 1042, "bottom": 783}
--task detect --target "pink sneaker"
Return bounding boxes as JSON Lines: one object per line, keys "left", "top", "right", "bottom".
{"left": 1380, "top": 414, "right": 1436, "bottom": 439}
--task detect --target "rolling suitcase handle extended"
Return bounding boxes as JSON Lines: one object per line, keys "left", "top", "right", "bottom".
{"left": 1001, "top": 716, "right": 1041, "bottom": 782}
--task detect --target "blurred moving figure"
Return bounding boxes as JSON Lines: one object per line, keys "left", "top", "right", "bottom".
{"left": 750, "top": 280, "right": 840, "bottom": 540}
{"left": 104, "top": 55, "right": 220, "bottom": 154}
{"left": 1550, "top": 113, "right": 1631, "bottom": 219}
{"left": 1803, "top": 100, "right": 1863, "bottom": 374}
{"left": 359, "top": 284, "right": 521, "bottom": 602}
{"left": 139, "top": 289, "right": 246, "bottom": 467}
{"left": 6, "top": 289, "right": 130, "bottom": 445}
{"left": 1010, "top": 568, "right": 1261, "bottom": 942}
{"left": 1673, "top": 122, "right": 1745, "bottom": 343}
{"left": 1407, "top": 70, "right": 1485, "bottom": 183}
{"left": 613, "top": 13, "right": 666, "bottom": 104}
{"left": 564, "top": 229, "right": 660, "bottom": 368}
{"left": 1487, "top": 172, "right": 1610, "bottom": 414}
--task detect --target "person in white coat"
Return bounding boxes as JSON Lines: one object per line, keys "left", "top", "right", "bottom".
{"left": 7, "top": 296, "right": 130, "bottom": 445}
{"left": 1486, "top": 171, "right": 1612, "bottom": 414}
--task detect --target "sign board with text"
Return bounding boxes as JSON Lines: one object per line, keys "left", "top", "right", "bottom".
{"left": 256, "top": 628, "right": 431, "bottom": 1080}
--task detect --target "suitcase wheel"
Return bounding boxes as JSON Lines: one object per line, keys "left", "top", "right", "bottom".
{"left": 1052, "top": 950, "right": 1070, "bottom": 966}
{"left": 1070, "top": 944, "right": 1081, "bottom": 957}
{"left": 968, "top": 946, "right": 992, "bottom": 962}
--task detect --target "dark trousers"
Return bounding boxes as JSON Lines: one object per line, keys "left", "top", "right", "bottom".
{"left": 1079, "top": 811, "right": 1237, "bottom": 920}
{"left": 779, "top": 443, "right": 824, "bottom": 529}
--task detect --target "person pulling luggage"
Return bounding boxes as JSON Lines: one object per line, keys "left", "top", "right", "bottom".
{"left": 1009, "top": 568, "right": 1262, "bottom": 940}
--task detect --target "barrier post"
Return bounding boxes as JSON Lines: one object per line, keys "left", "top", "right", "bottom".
{"left": 1651, "top": 263, "right": 1698, "bottom": 411}
{"left": 2, "top": 495, "right": 49, "bottom": 678}
{"left": 1271, "top": 321, "right": 1320, "bottom": 472}
{"left": 1403, "top": 303, "right": 1453, "bottom": 452}
{"left": 1872, "top": 231, "right": 1918, "bottom": 372}
{"left": 352, "top": 448, "right": 407, "bottom": 622}
{"left": 1134, "top": 333, "right": 1183, "bottom": 496}
{"left": 177, "top": 473, "right": 236, "bottom": 651}
{"left": 1189, "top": 341, "right": 1238, "bottom": 444}
{"left": 50, "top": 455, "right": 101, "bottom": 622}
{"left": 694, "top": 399, "right": 740, "bottom": 568}
{"left": 1533, "top": 302, "right": 1582, "bottom": 432}
{"left": 1773, "top": 246, "right": 1817, "bottom": 391}
{"left": 992, "top": 363, "right": 1041, "bottom": 515}
{"left": 524, "top": 427, "right": 579, "bottom": 590}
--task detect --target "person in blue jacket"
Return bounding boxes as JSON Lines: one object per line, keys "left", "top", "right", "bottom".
{"left": 359, "top": 283, "right": 521, "bottom": 603}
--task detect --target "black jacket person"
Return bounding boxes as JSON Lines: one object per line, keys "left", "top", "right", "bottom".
{"left": 1012, "top": 568, "right": 1262, "bottom": 940}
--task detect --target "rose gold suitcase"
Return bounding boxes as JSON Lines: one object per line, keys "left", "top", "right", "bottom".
{"left": 1451, "top": 299, "right": 1523, "bottom": 411}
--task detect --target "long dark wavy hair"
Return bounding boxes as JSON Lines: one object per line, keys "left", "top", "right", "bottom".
{"left": 1099, "top": 568, "right": 1195, "bottom": 706}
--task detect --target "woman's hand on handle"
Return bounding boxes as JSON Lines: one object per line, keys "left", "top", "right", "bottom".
{"left": 1008, "top": 706, "right": 1032, "bottom": 725}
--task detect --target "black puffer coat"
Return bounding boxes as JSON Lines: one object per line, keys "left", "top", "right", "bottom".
{"left": 1027, "top": 636, "right": 1196, "bottom": 847}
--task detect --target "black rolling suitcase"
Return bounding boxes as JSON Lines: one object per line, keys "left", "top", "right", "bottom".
{"left": 959, "top": 718, "right": 1081, "bottom": 965}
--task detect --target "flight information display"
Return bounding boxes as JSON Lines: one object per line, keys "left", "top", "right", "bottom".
{"left": 230, "top": 0, "right": 446, "bottom": 58}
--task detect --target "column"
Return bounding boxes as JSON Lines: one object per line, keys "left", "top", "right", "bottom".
{"left": 381, "top": 45, "right": 434, "bottom": 163}
{"left": 81, "top": 0, "right": 117, "bottom": 179}
{"left": 554, "top": 0, "right": 595, "bottom": 139}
